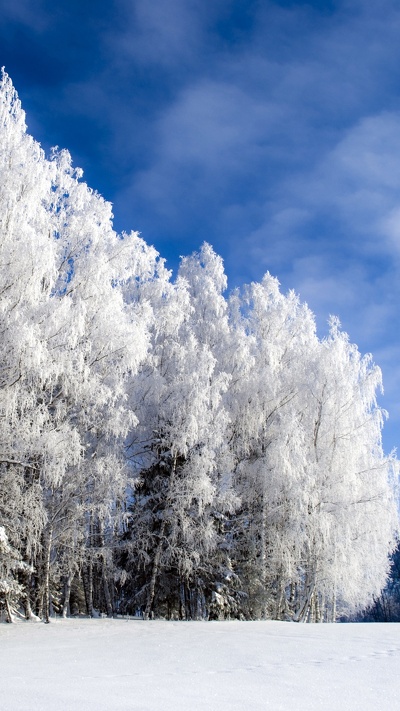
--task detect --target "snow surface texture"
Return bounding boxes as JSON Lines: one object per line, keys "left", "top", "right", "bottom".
{"left": 0, "top": 619, "right": 399, "bottom": 710}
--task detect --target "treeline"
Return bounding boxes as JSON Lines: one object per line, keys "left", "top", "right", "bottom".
{"left": 359, "top": 545, "right": 400, "bottom": 622}
{"left": 0, "top": 70, "right": 398, "bottom": 623}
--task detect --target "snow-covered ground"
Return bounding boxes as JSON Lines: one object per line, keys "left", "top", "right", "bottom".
{"left": 1, "top": 618, "right": 399, "bottom": 710}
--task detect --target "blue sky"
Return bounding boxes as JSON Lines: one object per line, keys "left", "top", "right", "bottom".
{"left": 1, "top": 0, "right": 400, "bottom": 453}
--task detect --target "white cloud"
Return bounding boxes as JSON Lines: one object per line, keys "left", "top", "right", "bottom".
{"left": 109, "top": 0, "right": 224, "bottom": 69}
{"left": 0, "top": 0, "right": 49, "bottom": 31}
{"left": 275, "top": 112, "right": 400, "bottom": 264}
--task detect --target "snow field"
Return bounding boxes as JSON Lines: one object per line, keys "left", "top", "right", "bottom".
{"left": 1, "top": 619, "right": 399, "bottom": 711}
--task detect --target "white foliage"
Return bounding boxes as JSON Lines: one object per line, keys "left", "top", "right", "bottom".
{"left": 0, "top": 70, "right": 397, "bottom": 621}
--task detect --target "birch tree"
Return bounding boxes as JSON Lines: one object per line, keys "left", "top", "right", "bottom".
{"left": 291, "top": 318, "right": 398, "bottom": 621}
{"left": 226, "top": 275, "right": 317, "bottom": 618}
{"left": 0, "top": 71, "right": 152, "bottom": 618}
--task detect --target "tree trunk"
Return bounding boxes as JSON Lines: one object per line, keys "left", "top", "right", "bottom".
{"left": 294, "top": 571, "right": 315, "bottom": 622}
{"left": 103, "top": 571, "right": 113, "bottom": 617}
{"left": 23, "top": 570, "right": 34, "bottom": 620}
{"left": 332, "top": 590, "right": 337, "bottom": 623}
{"left": 5, "top": 595, "right": 13, "bottom": 623}
{"left": 82, "top": 561, "right": 94, "bottom": 617}
{"left": 184, "top": 582, "right": 192, "bottom": 620}
{"left": 260, "top": 494, "right": 268, "bottom": 619}
{"left": 62, "top": 570, "right": 74, "bottom": 618}
{"left": 42, "top": 526, "right": 53, "bottom": 623}
{"left": 275, "top": 576, "right": 286, "bottom": 620}
{"left": 144, "top": 516, "right": 167, "bottom": 620}
{"left": 315, "top": 592, "right": 323, "bottom": 623}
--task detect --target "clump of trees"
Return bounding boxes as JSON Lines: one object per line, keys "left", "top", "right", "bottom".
{"left": 358, "top": 543, "right": 400, "bottom": 622}
{"left": 0, "top": 69, "right": 398, "bottom": 623}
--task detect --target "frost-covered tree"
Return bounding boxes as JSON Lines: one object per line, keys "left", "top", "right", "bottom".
{"left": 0, "top": 70, "right": 151, "bottom": 620}
{"left": 0, "top": 68, "right": 62, "bottom": 619}
{"left": 42, "top": 151, "right": 153, "bottom": 618}
{"left": 291, "top": 318, "right": 398, "bottom": 621}
{"left": 221, "top": 278, "right": 397, "bottom": 621}
{"left": 225, "top": 275, "right": 318, "bottom": 618}
{"left": 124, "top": 247, "right": 234, "bottom": 619}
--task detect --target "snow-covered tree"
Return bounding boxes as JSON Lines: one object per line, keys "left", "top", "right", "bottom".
{"left": 291, "top": 318, "right": 398, "bottom": 621}
{"left": 124, "top": 251, "right": 232, "bottom": 618}
{"left": 224, "top": 275, "right": 317, "bottom": 618}
{"left": 0, "top": 70, "right": 152, "bottom": 620}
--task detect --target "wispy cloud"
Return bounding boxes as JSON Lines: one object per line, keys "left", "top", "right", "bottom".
{"left": 3, "top": 0, "right": 400, "bottom": 449}
{"left": 0, "top": 0, "right": 49, "bottom": 31}
{"left": 111, "top": 0, "right": 212, "bottom": 69}
{"left": 293, "top": 112, "right": 400, "bottom": 244}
